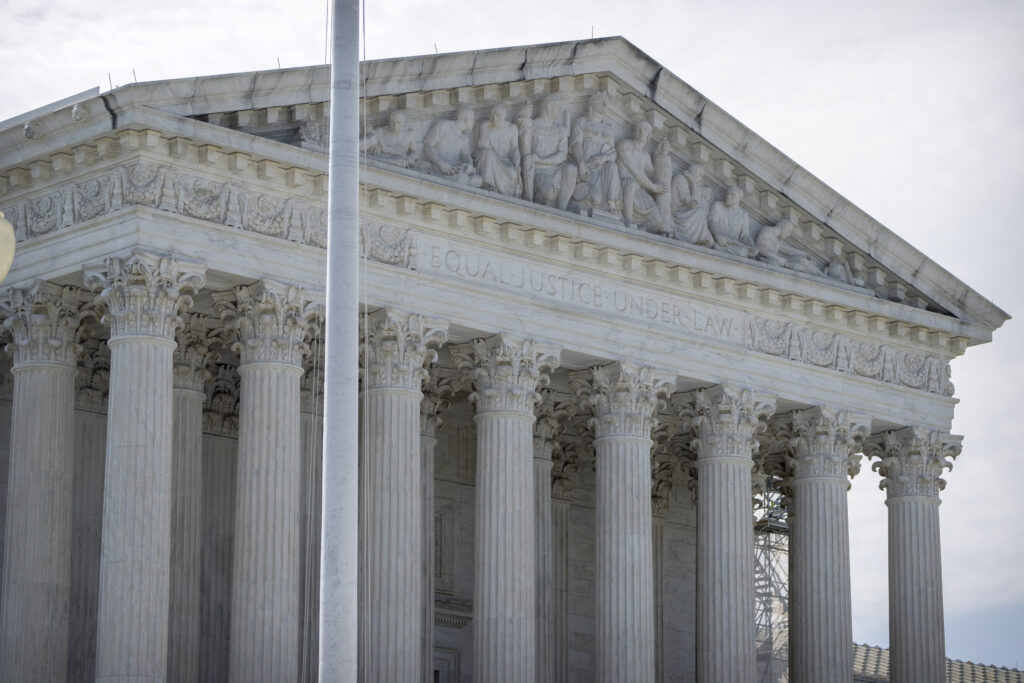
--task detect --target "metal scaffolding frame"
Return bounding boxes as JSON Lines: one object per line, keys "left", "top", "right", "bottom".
{"left": 754, "top": 473, "right": 790, "bottom": 683}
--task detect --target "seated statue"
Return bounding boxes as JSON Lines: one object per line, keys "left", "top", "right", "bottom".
{"left": 359, "top": 110, "right": 419, "bottom": 168}
{"left": 616, "top": 120, "right": 669, "bottom": 232}
{"left": 570, "top": 93, "right": 622, "bottom": 214}
{"left": 756, "top": 214, "right": 822, "bottom": 275}
{"left": 422, "top": 105, "right": 481, "bottom": 186}
{"left": 474, "top": 106, "right": 521, "bottom": 197}
{"left": 670, "top": 163, "right": 714, "bottom": 247}
{"left": 708, "top": 185, "right": 757, "bottom": 257}
{"left": 522, "top": 97, "right": 577, "bottom": 210}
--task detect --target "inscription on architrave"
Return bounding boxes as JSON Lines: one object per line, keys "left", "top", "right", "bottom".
{"left": 418, "top": 235, "right": 744, "bottom": 345}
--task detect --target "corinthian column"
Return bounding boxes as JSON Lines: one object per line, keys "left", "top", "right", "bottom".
{"left": 867, "top": 428, "right": 961, "bottom": 683}
{"left": 215, "top": 280, "right": 318, "bottom": 683}
{"left": 85, "top": 250, "right": 205, "bottom": 682}
{"left": 453, "top": 335, "right": 560, "bottom": 683}
{"left": 787, "top": 407, "right": 870, "bottom": 683}
{"left": 574, "top": 362, "right": 675, "bottom": 683}
{"left": 692, "top": 384, "right": 775, "bottom": 682}
{"left": 0, "top": 282, "right": 80, "bottom": 683}
{"left": 167, "top": 314, "right": 215, "bottom": 683}
{"left": 359, "top": 309, "right": 447, "bottom": 682}
{"left": 420, "top": 373, "right": 452, "bottom": 683}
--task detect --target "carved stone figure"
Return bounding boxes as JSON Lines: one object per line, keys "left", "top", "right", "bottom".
{"left": 522, "top": 97, "right": 577, "bottom": 211}
{"left": 708, "top": 185, "right": 757, "bottom": 257}
{"left": 359, "top": 110, "right": 419, "bottom": 168}
{"left": 569, "top": 93, "right": 622, "bottom": 214}
{"left": 670, "top": 163, "right": 714, "bottom": 247}
{"left": 653, "top": 140, "right": 674, "bottom": 236}
{"left": 756, "top": 214, "right": 821, "bottom": 275}
{"left": 422, "top": 105, "right": 480, "bottom": 186}
{"left": 616, "top": 120, "right": 669, "bottom": 232}
{"left": 473, "top": 106, "right": 521, "bottom": 197}
{"left": 826, "top": 258, "right": 865, "bottom": 286}
{"left": 516, "top": 101, "right": 535, "bottom": 199}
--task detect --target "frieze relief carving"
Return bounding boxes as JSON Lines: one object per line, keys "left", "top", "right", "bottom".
{"left": 748, "top": 316, "right": 954, "bottom": 396}
{"left": 361, "top": 218, "right": 417, "bottom": 269}
{"left": 3, "top": 162, "right": 327, "bottom": 248}
{"left": 358, "top": 89, "right": 874, "bottom": 287}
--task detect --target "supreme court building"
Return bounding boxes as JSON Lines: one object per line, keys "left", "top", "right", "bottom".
{"left": 0, "top": 38, "right": 1009, "bottom": 682}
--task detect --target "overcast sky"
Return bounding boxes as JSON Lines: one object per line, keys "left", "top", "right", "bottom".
{"left": 2, "top": 0, "right": 1021, "bottom": 670}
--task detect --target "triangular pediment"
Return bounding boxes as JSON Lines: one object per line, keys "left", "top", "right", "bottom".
{"left": 0, "top": 37, "right": 1008, "bottom": 338}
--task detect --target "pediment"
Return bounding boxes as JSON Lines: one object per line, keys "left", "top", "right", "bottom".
{"left": 0, "top": 37, "right": 1008, "bottom": 338}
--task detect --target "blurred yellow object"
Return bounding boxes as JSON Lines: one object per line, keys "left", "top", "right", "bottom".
{"left": 0, "top": 211, "right": 14, "bottom": 284}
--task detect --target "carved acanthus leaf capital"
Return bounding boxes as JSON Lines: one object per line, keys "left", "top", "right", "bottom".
{"left": 692, "top": 384, "right": 776, "bottom": 460}
{"left": 203, "top": 362, "right": 240, "bottom": 436}
{"left": 84, "top": 249, "right": 205, "bottom": 340}
{"left": 787, "top": 406, "right": 871, "bottom": 483}
{"left": 572, "top": 361, "right": 676, "bottom": 439}
{"left": 3, "top": 280, "right": 82, "bottom": 366}
{"left": 213, "top": 279, "right": 320, "bottom": 366}
{"left": 452, "top": 334, "right": 560, "bottom": 414}
{"left": 421, "top": 370, "right": 455, "bottom": 438}
{"left": 534, "top": 388, "right": 577, "bottom": 460}
{"left": 173, "top": 313, "right": 220, "bottom": 391}
{"left": 301, "top": 349, "right": 326, "bottom": 415}
{"left": 865, "top": 427, "right": 962, "bottom": 499}
{"left": 360, "top": 308, "right": 448, "bottom": 391}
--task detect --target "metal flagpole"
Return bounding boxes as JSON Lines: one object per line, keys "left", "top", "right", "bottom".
{"left": 320, "top": 0, "right": 360, "bottom": 679}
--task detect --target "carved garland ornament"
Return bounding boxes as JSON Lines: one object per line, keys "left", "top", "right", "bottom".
{"left": 3, "top": 162, "right": 327, "bottom": 248}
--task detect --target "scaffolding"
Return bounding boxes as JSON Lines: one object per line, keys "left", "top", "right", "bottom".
{"left": 754, "top": 474, "right": 790, "bottom": 683}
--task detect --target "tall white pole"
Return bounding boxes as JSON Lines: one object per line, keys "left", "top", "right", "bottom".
{"left": 320, "top": 0, "right": 360, "bottom": 680}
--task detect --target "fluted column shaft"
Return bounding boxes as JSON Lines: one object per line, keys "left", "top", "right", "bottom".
{"left": 534, "top": 438, "right": 554, "bottom": 683}
{"left": 576, "top": 362, "right": 674, "bottom": 683}
{"left": 359, "top": 310, "right": 446, "bottom": 682}
{"left": 551, "top": 496, "right": 571, "bottom": 683}
{"left": 168, "top": 316, "right": 213, "bottom": 683}
{"left": 216, "top": 280, "right": 317, "bottom": 683}
{"left": 0, "top": 282, "right": 80, "bottom": 683}
{"left": 421, "top": 380, "right": 449, "bottom": 683}
{"left": 86, "top": 250, "right": 205, "bottom": 683}
{"left": 455, "top": 335, "right": 559, "bottom": 683}
{"left": 693, "top": 385, "right": 775, "bottom": 683}
{"left": 788, "top": 408, "right": 869, "bottom": 683}
{"left": 168, "top": 386, "right": 205, "bottom": 681}
{"left": 869, "top": 428, "right": 960, "bottom": 683}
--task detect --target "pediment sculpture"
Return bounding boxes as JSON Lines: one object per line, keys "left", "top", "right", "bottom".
{"left": 359, "top": 91, "right": 857, "bottom": 287}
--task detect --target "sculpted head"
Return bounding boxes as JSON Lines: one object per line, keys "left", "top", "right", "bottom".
{"left": 456, "top": 105, "right": 475, "bottom": 132}
{"left": 588, "top": 92, "right": 610, "bottom": 117}
{"left": 388, "top": 110, "right": 407, "bottom": 131}
{"left": 655, "top": 138, "right": 670, "bottom": 155}
{"left": 489, "top": 106, "right": 507, "bottom": 126}
{"left": 725, "top": 184, "right": 743, "bottom": 206}
{"left": 634, "top": 120, "right": 653, "bottom": 143}
{"left": 687, "top": 163, "right": 705, "bottom": 182}
{"left": 540, "top": 96, "right": 561, "bottom": 123}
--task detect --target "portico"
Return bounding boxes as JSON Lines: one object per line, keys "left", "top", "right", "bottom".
{"left": 0, "top": 37, "right": 1006, "bottom": 683}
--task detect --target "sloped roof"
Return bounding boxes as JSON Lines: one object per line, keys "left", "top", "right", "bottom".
{"left": 853, "top": 643, "right": 1024, "bottom": 683}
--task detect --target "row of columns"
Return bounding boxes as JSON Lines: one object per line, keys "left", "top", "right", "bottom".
{"left": 0, "top": 260, "right": 962, "bottom": 682}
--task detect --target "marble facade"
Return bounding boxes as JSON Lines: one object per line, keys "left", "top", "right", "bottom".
{"left": 0, "top": 37, "right": 1008, "bottom": 682}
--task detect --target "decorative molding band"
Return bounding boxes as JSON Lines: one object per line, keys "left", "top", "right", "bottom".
{"left": 3, "top": 161, "right": 327, "bottom": 248}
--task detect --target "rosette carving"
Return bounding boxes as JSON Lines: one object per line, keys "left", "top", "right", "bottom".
{"left": 452, "top": 334, "right": 560, "bottom": 414}
{"left": 360, "top": 309, "right": 448, "bottom": 391}
{"left": 84, "top": 249, "right": 205, "bottom": 340}
{"left": 787, "top": 406, "right": 871, "bottom": 484}
{"left": 692, "top": 384, "right": 776, "bottom": 460}
{"left": 213, "top": 280, "right": 320, "bottom": 366}
{"left": 865, "top": 427, "right": 962, "bottom": 499}
{"left": 572, "top": 361, "right": 676, "bottom": 439}
{"left": 2, "top": 280, "right": 81, "bottom": 366}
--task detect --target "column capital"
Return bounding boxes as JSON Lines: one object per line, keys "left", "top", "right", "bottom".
{"left": 788, "top": 406, "right": 872, "bottom": 483}
{"left": 692, "top": 384, "right": 776, "bottom": 460}
{"left": 3, "top": 280, "right": 82, "bottom": 367}
{"left": 534, "top": 388, "right": 576, "bottom": 460}
{"left": 361, "top": 308, "right": 448, "bottom": 391}
{"left": 214, "top": 279, "right": 320, "bottom": 366}
{"left": 452, "top": 334, "right": 560, "bottom": 414}
{"left": 84, "top": 249, "right": 205, "bottom": 340}
{"left": 173, "top": 314, "right": 219, "bottom": 392}
{"left": 572, "top": 361, "right": 675, "bottom": 439}
{"left": 421, "top": 371, "right": 455, "bottom": 438}
{"left": 865, "top": 427, "right": 962, "bottom": 499}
